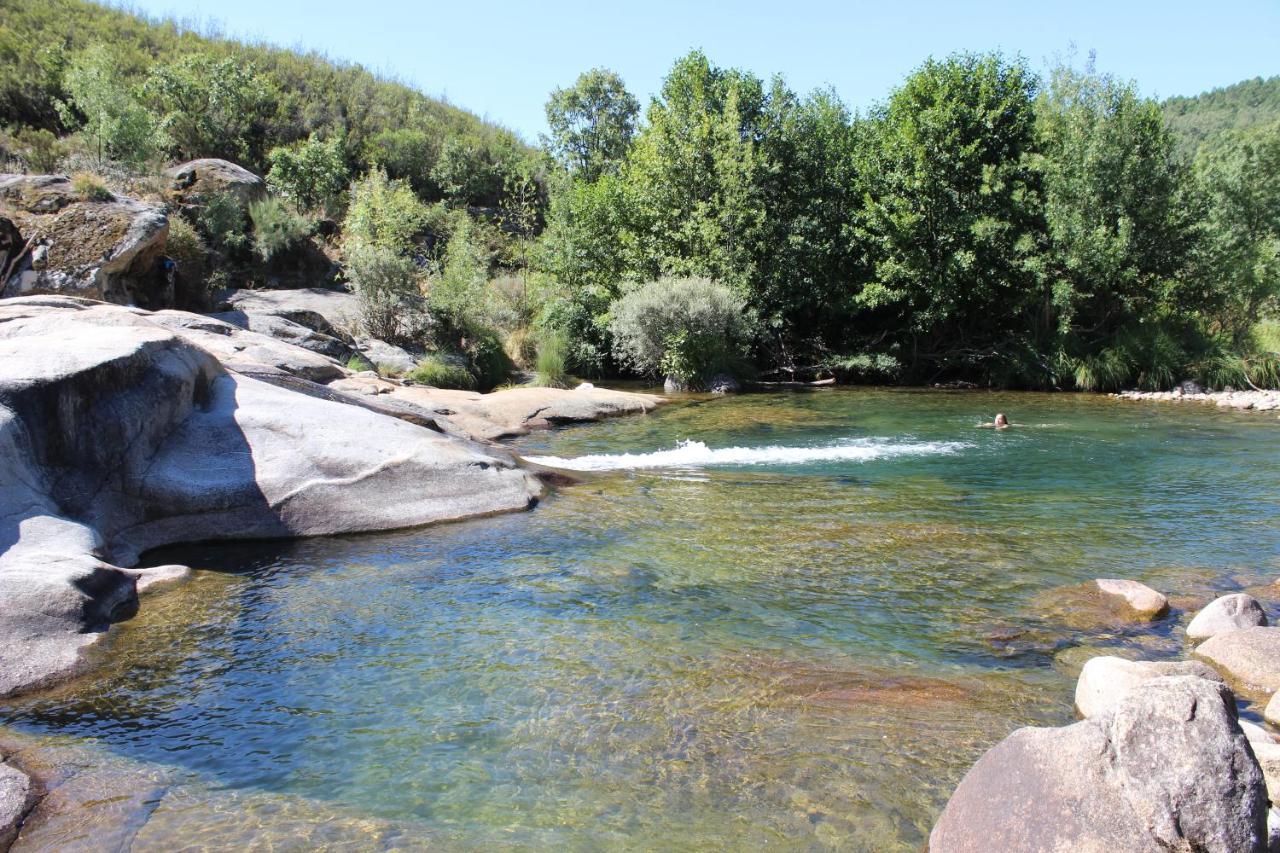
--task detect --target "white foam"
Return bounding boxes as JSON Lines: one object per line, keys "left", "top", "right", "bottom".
{"left": 524, "top": 437, "right": 965, "bottom": 472}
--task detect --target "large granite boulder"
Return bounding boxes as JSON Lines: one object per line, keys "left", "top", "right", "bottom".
{"left": 1074, "top": 655, "right": 1222, "bottom": 718}
{"left": 209, "top": 310, "right": 355, "bottom": 362}
{"left": 0, "top": 174, "right": 168, "bottom": 305}
{"left": 146, "top": 310, "right": 347, "bottom": 383}
{"left": 930, "top": 675, "right": 1268, "bottom": 852}
{"left": 1195, "top": 627, "right": 1280, "bottom": 695}
{"left": 0, "top": 296, "right": 541, "bottom": 697}
{"left": 215, "top": 287, "right": 360, "bottom": 334}
{"left": 163, "top": 158, "right": 265, "bottom": 207}
{"left": 1188, "top": 593, "right": 1269, "bottom": 641}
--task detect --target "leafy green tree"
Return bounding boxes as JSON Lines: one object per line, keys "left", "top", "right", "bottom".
{"left": 1193, "top": 122, "right": 1280, "bottom": 343}
{"left": 1036, "top": 60, "right": 1196, "bottom": 383}
{"left": 145, "top": 52, "right": 273, "bottom": 162}
{"left": 543, "top": 68, "right": 639, "bottom": 181}
{"left": 342, "top": 167, "right": 430, "bottom": 256}
{"left": 365, "top": 127, "right": 441, "bottom": 198}
{"left": 56, "top": 44, "right": 156, "bottom": 165}
{"left": 859, "top": 52, "right": 1045, "bottom": 382}
{"left": 266, "top": 131, "right": 350, "bottom": 215}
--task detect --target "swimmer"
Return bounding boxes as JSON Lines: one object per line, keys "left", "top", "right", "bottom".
{"left": 977, "top": 412, "right": 1011, "bottom": 429}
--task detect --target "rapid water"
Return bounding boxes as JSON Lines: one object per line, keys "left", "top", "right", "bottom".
{"left": 5, "top": 388, "right": 1280, "bottom": 850}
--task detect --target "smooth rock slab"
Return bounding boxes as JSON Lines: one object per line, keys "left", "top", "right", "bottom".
{"left": 1074, "top": 655, "right": 1222, "bottom": 718}
{"left": 930, "top": 676, "right": 1267, "bottom": 852}
{"left": 1195, "top": 627, "right": 1280, "bottom": 695}
{"left": 1093, "top": 578, "right": 1169, "bottom": 619}
{"left": 1188, "top": 593, "right": 1269, "bottom": 641}
{"left": 0, "top": 761, "right": 34, "bottom": 849}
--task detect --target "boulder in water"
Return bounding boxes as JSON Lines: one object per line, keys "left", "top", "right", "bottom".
{"left": 1187, "top": 593, "right": 1268, "bottom": 641}
{"left": 1074, "top": 655, "right": 1222, "bottom": 718}
{"left": 930, "top": 675, "right": 1268, "bottom": 852}
{"left": 1195, "top": 627, "right": 1280, "bottom": 695}
{"left": 1093, "top": 578, "right": 1169, "bottom": 620}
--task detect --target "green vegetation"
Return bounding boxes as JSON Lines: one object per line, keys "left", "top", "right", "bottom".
{"left": 70, "top": 170, "right": 112, "bottom": 201}
{"left": 2, "top": 0, "right": 1277, "bottom": 391}
{"left": 406, "top": 355, "right": 477, "bottom": 390}
{"left": 1163, "top": 76, "right": 1280, "bottom": 158}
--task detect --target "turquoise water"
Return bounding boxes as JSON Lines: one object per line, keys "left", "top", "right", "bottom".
{"left": 5, "top": 389, "right": 1280, "bottom": 849}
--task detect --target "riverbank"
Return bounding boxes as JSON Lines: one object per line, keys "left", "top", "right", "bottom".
{"left": 1115, "top": 387, "right": 1280, "bottom": 412}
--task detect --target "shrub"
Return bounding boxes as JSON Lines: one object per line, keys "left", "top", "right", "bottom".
{"left": 345, "top": 353, "right": 376, "bottom": 373}
{"left": 503, "top": 326, "right": 538, "bottom": 368}
{"left": 406, "top": 355, "right": 477, "bottom": 390}
{"left": 342, "top": 167, "right": 429, "bottom": 256}
{"left": 249, "top": 196, "right": 313, "bottom": 261}
{"left": 11, "top": 128, "right": 66, "bottom": 172}
{"left": 197, "top": 191, "right": 249, "bottom": 254}
{"left": 467, "top": 325, "right": 513, "bottom": 390}
{"left": 71, "top": 171, "right": 113, "bottom": 201}
{"left": 344, "top": 244, "right": 428, "bottom": 344}
{"left": 266, "top": 132, "right": 349, "bottom": 215}
{"left": 535, "top": 329, "right": 570, "bottom": 388}
{"left": 609, "top": 277, "right": 754, "bottom": 388}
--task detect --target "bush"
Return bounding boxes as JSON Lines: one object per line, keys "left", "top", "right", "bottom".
{"left": 342, "top": 167, "right": 429, "bottom": 257}
{"left": 609, "top": 277, "right": 754, "bottom": 388}
{"left": 197, "top": 191, "right": 249, "bottom": 254}
{"left": 249, "top": 196, "right": 313, "bottom": 261}
{"left": 406, "top": 355, "right": 477, "bottom": 390}
{"left": 343, "top": 244, "right": 429, "bottom": 344}
{"left": 345, "top": 353, "right": 376, "bottom": 373}
{"left": 266, "top": 132, "right": 349, "bottom": 215}
{"left": 10, "top": 128, "right": 66, "bottom": 172}
{"left": 467, "top": 325, "right": 513, "bottom": 390}
{"left": 535, "top": 329, "right": 570, "bottom": 388}
{"left": 827, "top": 353, "right": 902, "bottom": 383}
{"left": 71, "top": 171, "right": 113, "bottom": 201}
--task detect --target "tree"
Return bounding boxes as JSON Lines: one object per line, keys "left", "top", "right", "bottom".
{"left": 342, "top": 167, "right": 430, "bottom": 257}
{"left": 543, "top": 68, "right": 640, "bottom": 181}
{"left": 859, "top": 52, "right": 1045, "bottom": 382}
{"left": 56, "top": 44, "right": 156, "bottom": 165}
{"left": 146, "top": 53, "right": 273, "bottom": 162}
{"left": 266, "top": 131, "right": 350, "bottom": 215}
{"left": 1193, "top": 123, "right": 1280, "bottom": 343}
{"left": 1036, "top": 58, "right": 1196, "bottom": 383}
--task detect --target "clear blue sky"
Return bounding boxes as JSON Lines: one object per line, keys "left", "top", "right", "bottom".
{"left": 121, "top": 0, "right": 1280, "bottom": 142}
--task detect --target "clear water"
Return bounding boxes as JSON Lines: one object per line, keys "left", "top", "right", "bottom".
{"left": 5, "top": 389, "right": 1280, "bottom": 850}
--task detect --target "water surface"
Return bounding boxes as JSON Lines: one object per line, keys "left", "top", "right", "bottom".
{"left": 6, "top": 389, "right": 1280, "bottom": 849}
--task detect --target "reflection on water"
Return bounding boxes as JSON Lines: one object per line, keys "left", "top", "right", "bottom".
{"left": 5, "top": 389, "right": 1280, "bottom": 850}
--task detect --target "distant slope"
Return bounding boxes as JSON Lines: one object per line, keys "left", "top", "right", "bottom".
{"left": 1162, "top": 76, "right": 1280, "bottom": 157}
{"left": 0, "top": 0, "right": 531, "bottom": 190}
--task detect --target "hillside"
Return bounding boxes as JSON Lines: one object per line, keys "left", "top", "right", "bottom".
{"left": 0, "top": 0, "right": 533, "bottom": 203}
{"left": 1162, "top": 75, "right": 1280, "bottom": 157}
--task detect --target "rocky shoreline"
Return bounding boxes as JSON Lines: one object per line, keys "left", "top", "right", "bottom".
{"left": 1114, "top": 386, "right": 1280, "bottom": 413}
{"left": 930, "top": 578, "right": 1280, "bottom": 852}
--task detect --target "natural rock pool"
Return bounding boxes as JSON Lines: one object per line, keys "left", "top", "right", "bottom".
{"left": 5, "top": 388, "right": 1280, "bottom": 850}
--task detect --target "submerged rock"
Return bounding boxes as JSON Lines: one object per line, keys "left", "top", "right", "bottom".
{"left": 1187, "top": 593, "right": 1269, "bottom": 641}
{"left": 1195, "top": 627, "right": 1280, "bottom": 695}
{"left": 1073, "top": 655, "right": 1221, "bottom": 718}
{"left": 1093, "top": 578, "right": 1169, "bottom": 619}
{"left": 930, "top": 675, "right": 1267, "bottom": 852}
{"left": 0, "top": 296, "right": 541, "bottom": 697}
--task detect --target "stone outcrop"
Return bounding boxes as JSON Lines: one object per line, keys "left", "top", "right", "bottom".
{"left": 1188, "top": 593, "right": 1269, "bottom": 641}
{"left": 327, "top": 379, "right": 665, "bottom": 442}
{"left": 1073, "top": 655, "right": 1222, "bottom": 718}
{"left": 1195, "top": 627, "right": 1280, "bottom": 695}
{"left": 0, "top": 175, "right": 168, "bottom": 306}
{"left": 0, "top": 295, "right": 542, "bottom": 698}
{"left": 163, "top": 159, "right": 266, "bottom": 207}
{"left": 1115, "top": 388, "right": 1280, "bottom": 413}
{"left": 930, "top": 675, "right": 1268, "bottom": 852}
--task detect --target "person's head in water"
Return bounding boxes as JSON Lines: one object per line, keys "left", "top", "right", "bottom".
{"left": 994, "top": 413, "right": 1008, "bottom": 427}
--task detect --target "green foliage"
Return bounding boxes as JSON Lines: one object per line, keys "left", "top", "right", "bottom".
{"left": 342, "top": 168, "right": 430, "bottom": 256}
{"left": 70, "top": 171, "right": 112, "bottom": 201}
{"left": 366, "top": 127, "right": 441, "bottom": 197}
{"left": 429, "top": 213, "right": 490, "bottom": 326}
{"left": 343, "top": 244, "right": 427, "bottom": 344}
{"left": 266, "top": 132, "right": 350, "bottom": 215}
{"left": 144, "top": 53, "right": 272, "bottom": 162}
{"left": 534, "top": 329, "right": 570, "bottom": 388}
{"left": 56, "top": 44, "right": 156, "bottom": 165}
{"left": 543, "top": 68, "right": 639, "bottom": 181}
{"left": 468, "top": 326, "right": 514, "bottom": 390}
{"left": 345, "top": 353, "right": 376, "bottom": 373}
{"left": 1163, "top": 76, "right": 1280, "bottom": 159}
{"left": 7, "top": 127, "right": 67, "bottom": 171}
{"left": 248, "top": 196, "right": 313, "bottom": 261}
{"left": 164, "top": 215, "right": 208, "bottom": 303}
{"left": 196, "top": 191, "right": 249, "bottom": 254}
{"left": 609, "top": 277, "right": 754, "bottom": 386}
{"left": 406, "top": 355, "right": 477, "bottom": 390}
{"left": 827, "top": 353, "right": 902, "bottom": 384}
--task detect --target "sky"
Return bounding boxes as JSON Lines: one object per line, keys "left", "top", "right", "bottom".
{"left": 121, "top": 0, "right": 1280, "bottom": 142}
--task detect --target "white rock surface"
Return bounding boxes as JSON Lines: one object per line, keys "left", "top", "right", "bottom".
{"left": 1188, "top": 593, "right": 1269, "bottom": 641}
